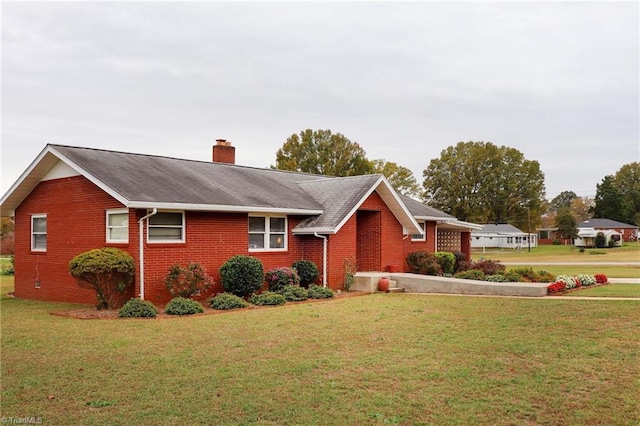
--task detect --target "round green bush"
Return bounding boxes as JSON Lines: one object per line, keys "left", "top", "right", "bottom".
{"left": 308, "top": 284, "right": 334, "bottom": 299}
{"left": 249, "top": 291, "right": 287, "bottom": 306}
{"left": 208, "top": 293, "right": 250, "bottom": 310}
{"left": 279, "top": 285, "right": 309, "bottom": 302}
{"left": 265, "top": 267, "right": 300, "bottom": 292}
{"left": 292, "top": 260, "right": 319, "bottom": 287}
{"left": 485, "top": 274, "right": 508, "bottom": 282}
{"left": 69, "top": 247, "right": 135, "bottom": 310}
{"left": 118, "top": 298, "right": 158, "bottom": 318}
{"left": 434, "top": 252, "right": 456, "bottom": 275}
{"left": 220, "top": 255, "right": 264, "bottom": 298}
{"left": 164, "top": 297, "right": 204, "bottom": 316}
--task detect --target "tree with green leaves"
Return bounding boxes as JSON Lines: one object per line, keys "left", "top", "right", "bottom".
{"left": 614, "top": 162, "right": 640, "bottom": 225}
{"left": 371, "top": 159, "right": 420, "bottom": 198}
{"left": 549, "top": 191, "right": 578, "bottom": 212}
{"left": 593, "top": 174, "right": 633, "bottom": 224}
{"left": 273, "top": 129, "right": 373, "bottom": 177}
{"left": 422, "top": 141, "right": 545, "bottom": 230}
{"left": 555, "top": 207, "right": 578, "bottom": 243}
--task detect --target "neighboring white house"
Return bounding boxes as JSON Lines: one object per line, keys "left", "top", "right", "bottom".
{"left": 574, "top": 228, "right": 622, "bottom": 248}
{"left": 471, "top": 224, "right": 537, "bottom": 251}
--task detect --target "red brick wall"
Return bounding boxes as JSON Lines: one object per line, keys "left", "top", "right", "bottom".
{"left": 13, "top": 176, "right": 325, "bottom": 306}
{"left": 14, "top": 176, "right": 133, "bottom": 306}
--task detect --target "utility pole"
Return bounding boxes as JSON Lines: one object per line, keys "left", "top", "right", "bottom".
{"left": 527, "top": 207, "right": 531, "bottom": 252}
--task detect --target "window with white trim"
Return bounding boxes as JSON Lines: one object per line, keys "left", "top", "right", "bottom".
{"left": 106, "top": 209, "right": 129, "bottom": 243}
{"left": 148, "top": 211, "right": 185, "bottom": 242}
{"left": 411, "top": 221, "right": 426, "bottom": 241}
{"left": 249, "top": 216, "right": 287, "bottom": 250}
{"left": 31, "top": 214, "right": 47, "bottom": 251}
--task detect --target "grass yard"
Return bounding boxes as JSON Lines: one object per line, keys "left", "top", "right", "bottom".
{"left": 472, "top": 241, "right": 640, "bottom": 263}
{"left": 566, "top": 283, "right": 640, "bottom": 298}
{"left": 1, "top": 275, "right": 639, "bottom": 425}
{"left": 506, "top": 265, "right": 640, "bottom": 279}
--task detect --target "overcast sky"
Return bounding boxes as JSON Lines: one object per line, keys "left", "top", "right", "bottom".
{"left": 1, "top": 1, "right": 638, "bottom": 202}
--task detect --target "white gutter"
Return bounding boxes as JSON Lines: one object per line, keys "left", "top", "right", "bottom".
{"left": 138, "top": 208, "right": 158, "bottom": 300}
{"left": 313, "top": 232, "right": 328, "bottom": 288}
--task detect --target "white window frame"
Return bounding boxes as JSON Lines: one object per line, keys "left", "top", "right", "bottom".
{"left": 411, "top": 220, "right": 426, "bottom": 241}
{"left": 31, "top": 214, "right": 47, "bottom": 252}
{"left": 106, "top": 209, "right": 129, "bottom": 243}
{"left": 147, "top": 211, "right": 185, "bottom": 243}
{"left": 248, "top": 215, "right": 287, "bottom": 252}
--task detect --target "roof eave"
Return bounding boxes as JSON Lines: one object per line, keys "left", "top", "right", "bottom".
{"left": 127, "top": 201, "right": 323, "bottom": 215}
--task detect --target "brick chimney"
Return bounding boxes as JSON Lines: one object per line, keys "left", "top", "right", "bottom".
{"left": 212, "top": 139, "right": 236, "bottom": 164}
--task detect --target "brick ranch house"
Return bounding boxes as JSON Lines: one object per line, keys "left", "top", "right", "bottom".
{"left": 0, "top": 141, "right": 478, "bottom": 305}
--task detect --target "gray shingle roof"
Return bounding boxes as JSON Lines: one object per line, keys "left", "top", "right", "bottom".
{"left": 293, "top": 175, "right": 381, "bottom": 232}
{"left": 475, "top": 224, "right": 525, "bottom": 234}
{"left": 400, "top": 195, "right": 456, "bottom": 220}
{"left": 53, "top": 145, "right": 326, "bottom": 211}
{"left": 578, "top": 218, "right": 638, "bottom": 229}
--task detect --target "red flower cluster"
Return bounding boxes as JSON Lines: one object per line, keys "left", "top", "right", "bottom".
{"left": 547, "top": 282, "right": 566, "bottom": 294}
{"left": 594, "top": 273, "right": 608, "bottom": 284}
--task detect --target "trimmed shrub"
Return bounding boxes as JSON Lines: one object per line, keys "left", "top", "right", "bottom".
{"left": 451, "top": 251, "right": 468, "bottom": 273}
{"left": 308, "top": 284, "right": 334, "bottom": 299}
{"left": 536, "top": 270, "right": 556, "bottom": 283}
{"left": 406, "top": 251, "right": 443, "bottom": 276}
{"left": 434, "top": 252, "right": 456, "bottom": 275}
{"left": 454, "top": 269, "right": 485, "bottom": 281}
{"left": 552, "top": 239, "right": 561, "bottom": 245}
{"left": 250, "top": 291, "right": 287, "bottom": 306}
{"left": 164, "top": 262, "right": 213, "bottom": 298}
{"left": 485, "top": 274, "right": 508, "bottom": 282}
{"left": 470, "top": 259, "right": 505, "bottom": 276}
{"left": 208, "top": 293, "right": 250, "bottom": 310}
{"left": 279, "top": 285, "right": 309, "bottom": 302}
{"left": 265, "top": 267, "right": 300, "bottom": 292}
{"left": 118, "top": 298, "right": 158, "bottom": 318}
{"left": 292, "top": 260, "right": 319, "bottom": 288}
{"left": 220, "top": 255, "right": 264, "bottom": 298}
{"left": 502, "top": 270, "right": 523, "bottom": 282}
{"left": 164, "top": 297, "right": 204, "bottom": 316}
{"left": 595, "top": 232, "right": 606, "bottom": 248}
{"left": 69, "top": 247, "right": 135, "bottom": 310}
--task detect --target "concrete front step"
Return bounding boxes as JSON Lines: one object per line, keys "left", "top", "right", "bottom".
{"left": 387, "top": 287, "right": 404, "bottom": 293}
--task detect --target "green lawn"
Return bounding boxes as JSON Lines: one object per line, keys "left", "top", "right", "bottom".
{"left": 472, "top": 241, "right": 640, "bottom": 263}
{"left": 566, "top": 283, "right": 640, "bottom": 298}
{"left": 1, "top": 276, "right": 639, "bottom": 425}
{"left": 506, "top": 265, "right": 640, "bottom": 279}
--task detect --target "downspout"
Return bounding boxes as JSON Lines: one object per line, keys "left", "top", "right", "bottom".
{"left": 138, "top": 208, "right": 158, "bottom": 300}
{"left": 313, "top": 233, "right": 328, "bottom": 288}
